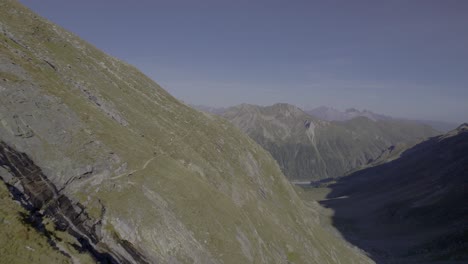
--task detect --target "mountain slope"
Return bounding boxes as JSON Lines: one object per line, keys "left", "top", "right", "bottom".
{"left": 0, "top": 1, "right": 372, "bottom": 263}
{"left": 314, "top": 124, "right": 468, "bottom": 263}
{"left": 222, "top": 103, "right": 438, "bottom": 181}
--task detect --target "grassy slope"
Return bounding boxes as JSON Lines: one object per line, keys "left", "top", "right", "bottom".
{"left": 0, "top": 181, "right": 96, "bottom": 264}
{"left": 0, "top": 181, "right": 69, "bottom": 264}
{"left": 0, "top": 1, "right": 372, "bottom": 263}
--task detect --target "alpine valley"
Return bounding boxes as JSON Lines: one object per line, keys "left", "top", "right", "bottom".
{"left": 1, "top": 1, "right": 466, "bottom": 264}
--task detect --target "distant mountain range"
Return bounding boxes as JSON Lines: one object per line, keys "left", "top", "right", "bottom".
{"left": 307, "top": 106, "right": 458, "bottom": 132}
{"left": 306, "top": 106, "right": 392, "bottom": 122}
{"left": 315, "top": 123, "right": 468, "bottom": 262}
{"left": 216, "top": 103, "right": 439, "bottom": 181}
{"left": 193, "top": 104, "right": 458, "bottom": 133}
{"left": 190, "top": 104, "right": 228, "bottom": 115}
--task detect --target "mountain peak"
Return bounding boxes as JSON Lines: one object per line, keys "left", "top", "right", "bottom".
{"left": 457, "top": 123, "right": 468, "bottom": 131}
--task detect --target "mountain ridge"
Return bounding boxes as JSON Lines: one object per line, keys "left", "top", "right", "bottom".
{"left": 193, "top": 104, "right": 458, "bottom": 132}
{"left": 307, "top": 106, "right": 458, "bottom": 132}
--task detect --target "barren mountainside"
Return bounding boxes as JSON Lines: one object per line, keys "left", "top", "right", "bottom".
{"left": 0, "top": 1, "right": 372, "bottom": 263}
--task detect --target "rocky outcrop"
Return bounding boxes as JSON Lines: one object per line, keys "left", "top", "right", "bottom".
{"left": 0, "top": 140, "right": 146, "bottom": 264}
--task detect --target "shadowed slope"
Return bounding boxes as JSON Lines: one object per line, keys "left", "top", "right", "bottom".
{"left": 318, "top": 124, "right": 468, "bottom": 263}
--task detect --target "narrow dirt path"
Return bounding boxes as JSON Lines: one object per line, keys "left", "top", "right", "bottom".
{"left": 109, "top": 131, "right": 191, "bottom": 180}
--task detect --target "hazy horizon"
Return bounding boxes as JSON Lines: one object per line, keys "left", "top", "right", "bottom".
{"left": 20, "top": 0, "right": 468, "bottom": 123}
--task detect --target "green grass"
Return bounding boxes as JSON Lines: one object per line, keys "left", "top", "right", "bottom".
{"left": 0, "top": 182, "right": 95, "bottom": 264}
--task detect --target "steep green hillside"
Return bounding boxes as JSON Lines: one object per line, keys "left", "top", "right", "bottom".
{"left": 222, "top": 103, "right": 438, "bottom": 180}
{"left": 312, "top": 124, "right": 468, "bottom": 263}
{"left": 0, "top": 1, "right": 372, "bottom": 263}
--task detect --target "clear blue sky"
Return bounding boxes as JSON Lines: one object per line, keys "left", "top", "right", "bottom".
{"left": 20, "top": 0, "right": 468, "bottom": 123}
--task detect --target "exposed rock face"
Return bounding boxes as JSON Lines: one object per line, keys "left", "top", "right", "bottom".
{"left": 222, "top": 103, "right": 439, "bottom": 180}
{"left": 0, "top": 141, "right": 146, "bottom": 263}
{"left": 0, "top": 1, "right": 372, "bottom": 263}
